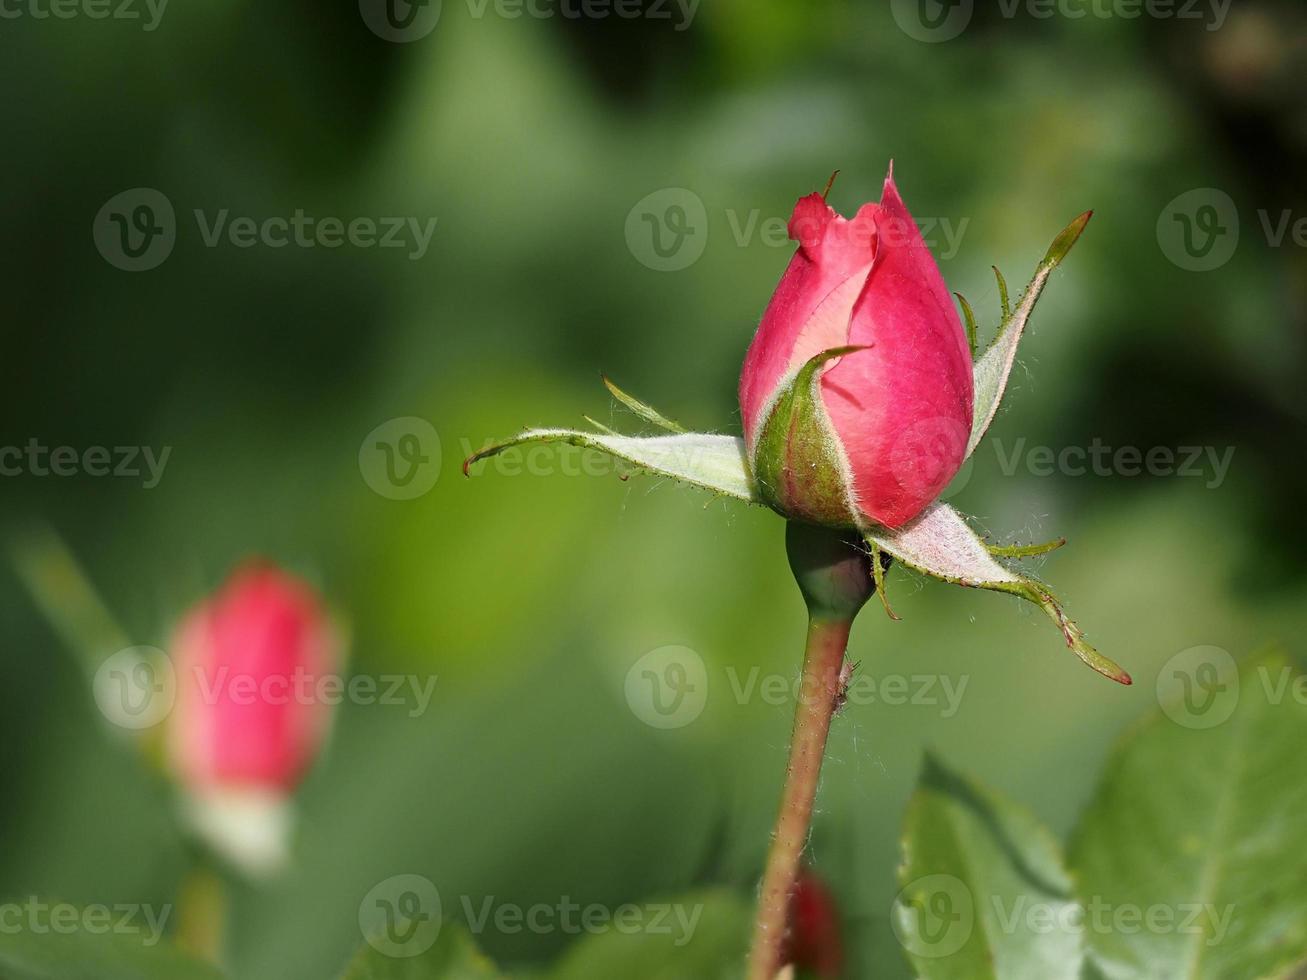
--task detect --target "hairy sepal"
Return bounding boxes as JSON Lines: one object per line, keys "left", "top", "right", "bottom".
{"left": 967, "top": 211, "right": 1092, "bottom": 459}
{"left": 751, "top": 347, "right": 865, "bottom": 528}
{"left": 464, "top": 430, "right": 757, "bottom": 503}
{"left": 863, "top": 501, "right": 1130, "bottom": 685}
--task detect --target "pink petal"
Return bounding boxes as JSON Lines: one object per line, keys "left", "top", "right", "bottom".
{"left": 820, "top": 171, "right": 974, "bottom": 528}
{"left": 738, "top": 194, "right": 879, "bottom": 449}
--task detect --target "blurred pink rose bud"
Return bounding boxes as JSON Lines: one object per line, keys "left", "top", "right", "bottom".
{"left": 784, "top": 868, "right": 843, "bottom": 977}
{"left": 739, "top": 167, "right": 973, "bottom": 529}
{"left": 169, "top": 563, "right": 339, "bottom": 874}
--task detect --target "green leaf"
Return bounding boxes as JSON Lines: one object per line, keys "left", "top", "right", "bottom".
{"left": 0, "top": 920, "right": 224, "bottom": 980}
{"left": 1068, "top": 645, "right": 1307, "bottom": 979}
{"left": 463, "top": 430, "right": 757, "bottom": 503}
{"left": 546, "top": 889, "right": 749, "bottom": 980}
{"left": 864, "top": 502, "right": 1131, "bottom": 685}
{"left": 967, "top": 211, "right": 1092, "bottom": 460}
{"left": 895, "top": 754, "right": 1085, "bottom": 979}
{"left": 341, "top": 922, "right": 502, "bottom": 979}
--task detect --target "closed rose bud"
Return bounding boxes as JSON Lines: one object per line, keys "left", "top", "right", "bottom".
{"left": 740, "top": 167, "right": 973, "bottom": 529}
{"left": 168, "top": 563, "right": 339, "bottom": 875}
{"left": 784, "top": 868, "right": 843, "bottom": 977}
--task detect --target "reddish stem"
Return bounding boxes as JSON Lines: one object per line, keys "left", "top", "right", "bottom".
{"left": 746, "top": 615, "right": 851, "bottom": 980}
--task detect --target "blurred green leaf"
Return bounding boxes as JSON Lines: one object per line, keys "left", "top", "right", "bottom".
{"left": 1069, "top": 646, "right": 1307, "bottom": 979}
{"left": 341, "top": 922, "right": 501, "bottom": 979}
{"left": 546, "top": 889, "right": 749, "bottom": 980}
{"left": 0, "top": 917, "right": 224, "bottom": 980}
{"left": 894, "top": 753, "right": 1084, "bottom": 979}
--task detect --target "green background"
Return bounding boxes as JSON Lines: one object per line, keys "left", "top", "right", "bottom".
{"left": 2, "top": 1, "right": 1305, "bottom": 976}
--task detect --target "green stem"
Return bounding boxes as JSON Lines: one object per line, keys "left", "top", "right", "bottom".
{"left": 746, "top": 521, "right": 875, "bottom": 980}
{"left": 175, "top": 860, "right": 228, "bottom": 966}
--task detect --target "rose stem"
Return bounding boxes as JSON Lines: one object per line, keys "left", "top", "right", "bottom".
{"left": 746, "top": 521, "right": 875, "bottom": 980}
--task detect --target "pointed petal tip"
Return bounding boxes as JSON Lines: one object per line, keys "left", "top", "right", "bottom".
{"left": 880, "top": 159, "right": 900, "bottom": 203}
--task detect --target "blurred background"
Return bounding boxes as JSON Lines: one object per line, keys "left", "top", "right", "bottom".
{"left": 3, "top": 0, "right": 1306, "bottom": 976}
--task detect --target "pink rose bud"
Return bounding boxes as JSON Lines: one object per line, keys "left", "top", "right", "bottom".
{"left": 168, "top": 563, "right": 339, "bottom": 874}
{"left": 739, "top": 167, "right": 974, "bottom": 529}
{"left": 784, "top": 868, "right": 844, "bottom": 977}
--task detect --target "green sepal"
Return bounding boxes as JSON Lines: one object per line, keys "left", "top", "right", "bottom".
{"left": 956, "top": 292, "right": 978, "bottom": 356}
{"left": 864, "top": 502, "right": 1130, "bottom": 685}
{"left": 465, "top": 429, "right": 756, "bottom": 502}
{"left": 967, "top": 211, "right": 1093, "bottom": 459}
{"left": 986, "top": 536, "right": 1067, "bottom": 558}
{"left": 601, "top": 375, "right": 686, "bottom": 433}
{"left": 993, "top": 265, "right": 1012, "bottom": 321}
{"left": 751, "top": 346, "right": 867, "bottom": 528}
